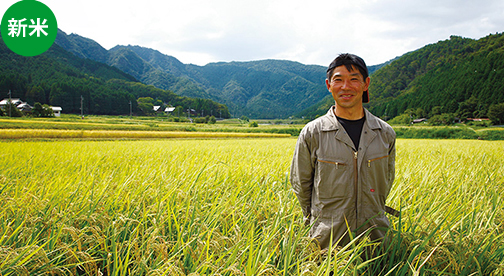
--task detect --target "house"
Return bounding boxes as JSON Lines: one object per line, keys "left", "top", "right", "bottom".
{"left": 466, "top": 118, "right": 490, "bottom": 122}
{"left": 51, "top": 106, "right": 62, "bottom": 117}
{"left": 153, "top": 105, "right": 162, "bottom": 112}
{"left": 188, "top": 108, "right": 197, "bottom": 116}
{"left": 164, "top": 107, "right": 175, "bottom": 114}
{"left": 0, "top": 98, "right": 32, "bottom": 114}
{"left": 412, "top": 118, "right": 428, "bottom": 124}
{"left": 17, "top": 102, "right": 33, "bottom": 113}
{"left": 0, "top": 98, "right": 23, "bottom": 107}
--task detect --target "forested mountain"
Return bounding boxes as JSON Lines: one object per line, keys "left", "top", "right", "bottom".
{"left": 299, "top": 33, "right": 504, "bottom": 121}
{"left": 369, "top": 34, "right": 504, "bottom": 119}
{"left": 54, "top": 30, "right": 335, "bottom": 118}
{"left": 9, "top": 28, "right": 499, "bottom": 121}
{"left": 0, "top": 31, "right": 230, "bottom": 117}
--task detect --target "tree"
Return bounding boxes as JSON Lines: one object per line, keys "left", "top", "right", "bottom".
{"left": 26, "top": 85, "right": 46, "bottom": 104}
{"left": 457, "top": 96, "right": 478, "bottom": 120}
{"left": 174, "top": 106, "right": 184, "bottom": 117}
{"left": 137, "top": 97, "right": 155, "bottom": 116}
{"left": 32, "top": 102, "right": 54, "bottom": 117}
{"left": 388, "top": 113, "right": 410, "bottom": 125}
{"left": 3, "top": 102, "right": 23, "bottom": 117}
{"left": 429, "top": 106, "right": 443, "bottom": 117}
{"left": 430, "top": 113, "right": 455, "bottom": 126}
{"left": 488, "top": 103, "right": 504, "bottom": 125}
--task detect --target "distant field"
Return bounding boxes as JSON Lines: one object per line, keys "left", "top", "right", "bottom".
{"left": 1, "top": 115, "right": 503, "bottom": 140}
{"left": 0, "top": 116, "right": 303, "bottom": 138}
{"left": 0, "top": 139, "right": 503, "bottom": 275}
{"left": 0, "top": 128, "right": 290, "bottom": 139}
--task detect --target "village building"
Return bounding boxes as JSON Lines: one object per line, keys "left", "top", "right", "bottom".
{"left": 0, "top": 98, "right": 62, "bottom": 116}
{"left": 51, "top": 106, "right": 62, "bottom": 117}
{"left": 164, "top": 107, "right": 175, "bottom": 115}
{"left": 412, "top": 118, "right": 428, "bottom": 124}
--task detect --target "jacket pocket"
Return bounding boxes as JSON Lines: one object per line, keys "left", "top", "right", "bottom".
{"left": 315, "top": 158, "right": 352, "bottom": 199}
{"left": 363, "top": 154, "right": 390, "bottom": 197}
{"left": 367, "top": 155, "right": 389, "bottom": 167}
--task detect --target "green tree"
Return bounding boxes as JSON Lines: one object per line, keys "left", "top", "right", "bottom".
{"left": 208, "top": 115, "right": 217, "bottom": 124}
{"left": 26, "top": 85, "right": 46, "bottom": 105}
{"left": 32, "top": 102, "right": 54, "bottom": 117}
{"left": 430, "top": 113, "right": 455, "bottom": 126}
{"left": 388, "top": 113, "right": 411, "bottom": 125}
{"left": 457, "top": 96, "right": 478, "bottom": 120}
{"left": 429, "top": 106, "right": 443, "bottom": 117}
{"left": 3, "top": 102, "right": 23, "bottom": 117}
{"left": 137, "top": 97, "right": 155, "bottom": 116}
{"left": 173, "top": 106, "right": 184, "bottom": 117}
{"left": 488, "top": 103, "right": 504, "bottom": 125}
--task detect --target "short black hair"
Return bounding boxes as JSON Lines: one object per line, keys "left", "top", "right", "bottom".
{"left": 326, "top": 53, "right": 368, "bottom": 81}
{"left": 326, "top": 53, "right": 370, "bottom": 103}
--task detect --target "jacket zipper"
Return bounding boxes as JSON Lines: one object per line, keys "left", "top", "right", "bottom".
{"left": 318, "top": 159, "right": 346, "bottom": 169}
{"left": 354, "top": 151, "right": 358, "bottom": 224}
{"left": 367, "top": 155, "right": 389, "bottom": 167}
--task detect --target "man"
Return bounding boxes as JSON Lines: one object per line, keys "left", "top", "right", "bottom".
{"left": 290, "top": 53, "right": 397, "bottom": 249}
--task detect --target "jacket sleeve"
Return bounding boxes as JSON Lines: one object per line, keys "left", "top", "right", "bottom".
{"left": 290, "top": 127, "right": 316, "bottom": 223}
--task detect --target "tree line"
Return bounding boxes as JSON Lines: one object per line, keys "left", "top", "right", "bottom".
{"left": 0, "top": 39, "right": 230, "bottom": 118}
{"left": 367, "top": 34, "right": 504, "bottom": 125}
{"left": 296, "top": 33, "right": 504, "bottom": 125}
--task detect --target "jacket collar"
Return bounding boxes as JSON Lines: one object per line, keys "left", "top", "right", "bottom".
{"left": 321, "top": 106, "right": 382, "bottom": 132}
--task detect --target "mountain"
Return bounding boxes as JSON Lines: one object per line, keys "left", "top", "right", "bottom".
{"left": 54, "top": 30, "right": 342, "bottom": 118}
{"left": 0, "top": 31, "right": 230, "bottom": 117}
{"left": 298, "top": 33, "right": 504, "bottom": 121}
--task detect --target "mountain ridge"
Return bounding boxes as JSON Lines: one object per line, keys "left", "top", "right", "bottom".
{"left": 1, "top": 31, "right": 230, "bottom": 118}
{"left": 298, "top": 33, "right": 504, "bottom": 121}
{"left": 56, "top": 29, "right": 386, "bottom": 118}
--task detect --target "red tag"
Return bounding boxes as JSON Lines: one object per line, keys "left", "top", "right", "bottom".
{"left": 370, "top": 189, "right": 375, "bottom": 192}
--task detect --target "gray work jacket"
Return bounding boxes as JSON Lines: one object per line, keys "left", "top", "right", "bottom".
{"left": 290, "top": 107, "right": 396, "bottom": 249}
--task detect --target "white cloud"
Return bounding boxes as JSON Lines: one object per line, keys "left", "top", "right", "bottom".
{"left": 1, "top": 0, "right": 503, "bottom": 66}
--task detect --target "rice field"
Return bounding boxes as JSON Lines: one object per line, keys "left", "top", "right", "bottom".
{"left": 0, "top": 129, "right": 290, "bottom": 139}
{"left": 0, "top": 139, "right": 503, "bottom": 275}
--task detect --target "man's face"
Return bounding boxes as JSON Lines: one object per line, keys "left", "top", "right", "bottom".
{"left": 325, "top": 65, "right": 370, "bottom": 110}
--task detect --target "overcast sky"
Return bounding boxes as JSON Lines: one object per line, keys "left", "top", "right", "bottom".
{"left": 2, "top": 0, "right": 504, "bottom": 66}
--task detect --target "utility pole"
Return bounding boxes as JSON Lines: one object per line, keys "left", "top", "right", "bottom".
{"left": 129, "top": 101, "right": 132, "bottom": 118}
{"left": 80, "top": 95, "right": 84, "bottom": 119}
{"left": 8, "top": 90, "right": 11, "bottom": 117}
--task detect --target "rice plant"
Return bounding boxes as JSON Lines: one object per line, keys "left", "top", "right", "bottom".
{"left": 0, "top": 129, "right": 290, "bottom": 139}
{"left": 0, "top": 139, "right": 502, "bottom": 275}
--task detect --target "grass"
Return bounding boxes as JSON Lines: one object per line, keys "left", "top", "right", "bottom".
{"left": 0, "top": 139, "right": 503, "bottom": 275}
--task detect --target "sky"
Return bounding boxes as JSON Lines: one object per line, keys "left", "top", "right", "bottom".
{"left": 2, "top": 0, "right": 504, "bottom": 67}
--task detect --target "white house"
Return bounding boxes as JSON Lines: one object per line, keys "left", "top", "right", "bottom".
{"left": 0, "top": 98, "right": 22, "bottom": 107}
{"left": 164, "top": 107, "right": 175, "bottom": 114}
{"left": 17, "top": 102, "right": 33, "bottom": 113}
{"left": 0, "top": 98, "right": 32, "bottom": 114}
{"left": 51, "top": 106, "right": 62, "bottom": 117}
